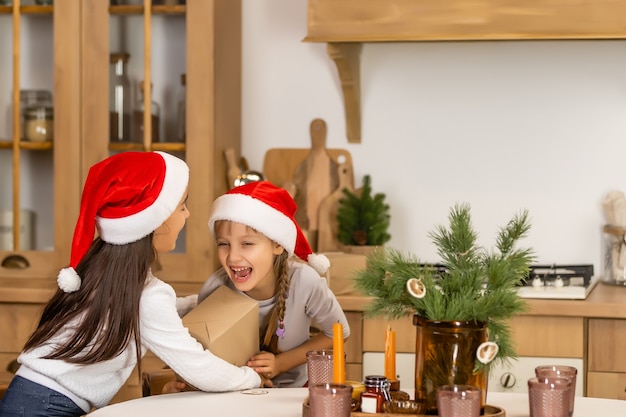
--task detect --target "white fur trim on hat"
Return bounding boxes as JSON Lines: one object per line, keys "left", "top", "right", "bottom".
{"left": 57, "top": 267, "right": 82, "bottom": 293}
{"left": 97, "top": 152, "right": 189, "bottom": 244}
{"left": 209, "top": 193, "right": 297, "bottom": 255}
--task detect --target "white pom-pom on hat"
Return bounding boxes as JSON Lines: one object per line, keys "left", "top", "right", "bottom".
{"left": 308, "top": 253, "right": 330, "bottom": 274}
{"left": 57, "top": 267, "right": 82, "bottom": 293}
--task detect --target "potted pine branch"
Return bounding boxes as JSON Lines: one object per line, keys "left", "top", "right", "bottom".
{"left": 354, "top": 203, "right": 534, "bottom": 413}
{"left": 336, "top": 175, "right": 391, "bottom": 255}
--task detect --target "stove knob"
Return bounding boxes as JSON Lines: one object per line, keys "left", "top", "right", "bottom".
{"left": 499, "top": 372, "right": 517, "bottom": 389}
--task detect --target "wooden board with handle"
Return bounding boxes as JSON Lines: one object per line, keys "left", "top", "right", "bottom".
{"left": 317, "top": 161, "right": 354, "bottom": 252}
{"left": 292, "top": 119, "right": 337, "bottom": 232}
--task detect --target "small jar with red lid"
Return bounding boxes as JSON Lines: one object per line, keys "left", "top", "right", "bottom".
{"left": 359, "top": 375, "right": 391, "bottom": 413}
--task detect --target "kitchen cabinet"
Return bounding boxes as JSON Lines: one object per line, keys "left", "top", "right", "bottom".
{"left": 305, "top": 0, "right": 626, "bottom": 143}
{"left": 0, "top": 0, "right": 241, "bottom": 402}
{"left": 1, "top": 0, "right": 239, "bottom": 282}
{"left": 587, "top": 319, "right": 626, "bottom": 400}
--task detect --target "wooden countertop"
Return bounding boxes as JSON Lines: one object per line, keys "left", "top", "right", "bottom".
{"left": 1, "top": 278, "right": 625, "bottom": 319}
{"left": 336, "top": 281, "right": 626, "bottom": 319}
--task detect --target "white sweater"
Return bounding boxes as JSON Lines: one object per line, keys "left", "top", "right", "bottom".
{"left": 18, "top": 273, "right": 261, "bottom": 410}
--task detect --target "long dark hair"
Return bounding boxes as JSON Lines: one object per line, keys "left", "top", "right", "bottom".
{"left": 23, "top": 235, "right": 157, "bottom": 378}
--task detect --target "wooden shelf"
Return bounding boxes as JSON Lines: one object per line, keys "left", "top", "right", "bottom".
{"left": 108, "top": 142, "right": 185, "bottom": 152}
{"left": 109, "top": 5, "right": 185, "bottom": 15}
{"left": 0, "top": 140, "right": 53, "bottom": 150}
{"left": 305, "top": 0, "right": 626, "bottom": 143}
{"left": 0, "top": 6, "right": 53, "bottom": 15}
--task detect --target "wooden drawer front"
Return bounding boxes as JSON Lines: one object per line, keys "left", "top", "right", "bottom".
{"left": 510, "top": 316, "right": 583, "bottom": 358}
{"left": 363, "top": 316, "right": 414, "bottom": 352}
{"left": 0, "top": 304, "right": 44, "bottom": 352}
{"left": 345, "top": 312, "right": 362, "bottom": 364}
{"left": 587, "top": 371, "right": 626, "bottom": 400}
{"left": 588, "top": 319, "right": 626, "bottom": 372}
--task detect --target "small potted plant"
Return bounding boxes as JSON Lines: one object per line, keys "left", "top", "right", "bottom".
{"left": 336, "top": 174, "right": 391, "bottom": 254}
{"left": 354, "top": 203, "right": 534, "bottom": 413}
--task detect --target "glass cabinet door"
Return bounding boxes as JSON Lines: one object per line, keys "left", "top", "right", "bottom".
{"left": 82, "top": 0, "right": 241, "bottom": 284}
{"left": 0, "top": 1, "right": 80, "bottom": 280}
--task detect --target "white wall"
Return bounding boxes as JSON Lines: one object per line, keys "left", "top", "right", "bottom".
{"left": 242, "top": 0, "right": 626, "bottom": 274}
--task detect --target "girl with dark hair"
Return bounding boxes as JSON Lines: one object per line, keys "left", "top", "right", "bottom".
{"left": 0, "top": 152, "right": 262, "bottom": 417}
{"left": 199, "top": 180, "right": 350, "bottom": 388}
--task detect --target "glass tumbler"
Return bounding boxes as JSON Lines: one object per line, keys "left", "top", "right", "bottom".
{"left": 528, "top": 376, "right": 571, "bottom": 417}
{"left": 306, "top": 350, "right": 334, "bottom": 386}
{"left": 437, "top": 385, "right": 481, "bottom": 417}
{"left": 309, "top": 383, "right": 353, "bottom": 417}
{"left": 535, "top": 365, "right": 577, "bottom": 417}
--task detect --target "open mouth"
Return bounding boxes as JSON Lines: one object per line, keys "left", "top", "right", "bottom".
{"left": 231, "top": 266, "right": 252, "bottom": 282}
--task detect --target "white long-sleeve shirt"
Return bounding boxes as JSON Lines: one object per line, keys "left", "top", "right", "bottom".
{"left": 18, "top": 273, "right": 261, "bottom": 410}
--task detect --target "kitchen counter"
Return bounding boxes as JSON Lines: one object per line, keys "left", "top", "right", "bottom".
{"left": 336, "top": 280, "right": 626, "bottom": 318}
{"left": 2, "top": 277, "right": 623, "bottom": 318}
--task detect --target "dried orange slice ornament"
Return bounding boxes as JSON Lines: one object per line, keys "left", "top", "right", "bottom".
{"left": 476, "top": 341, "right": 499, "bottom": 364}
{"left": 406, "top": 278, "right": 426, "bottom": 298}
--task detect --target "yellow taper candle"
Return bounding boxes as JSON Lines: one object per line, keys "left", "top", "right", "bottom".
{"left": 333, "top": 322, "right": 345, "bottom": 383}
{"left": 384, "top": 325, "right": 397, "bottom": 381}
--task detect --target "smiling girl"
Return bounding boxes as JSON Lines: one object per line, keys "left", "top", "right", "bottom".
{"left": 199, "top": 181, "right": 350, "bottom": 388}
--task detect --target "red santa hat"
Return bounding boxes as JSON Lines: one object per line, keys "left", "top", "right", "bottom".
{"left": 57, "top": 151, "right": 189, "bottom": 293}
{"left": 208, "top": 181, "right": 330, "bottom": 274}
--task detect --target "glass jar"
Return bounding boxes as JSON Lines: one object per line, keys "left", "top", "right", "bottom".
{"left": 601, "top": 224, "right": 626, "bottom": 285}
{"left": 110, "top": 52, "right": 132, "bottom": 142}
{"left": 413, "top": 317, "right": 488, "bottom": 414}
{"left": 133, "top": 81, "right": 160, "bottom": 142}
{"left": 20, "top": 90, "right": 52, "bottom": 140}
{"left": 24, "top": 104, "right": 53, "bottom": 142}
{"left": 360, "top": 375, "right": 391, "bottom": 414}
{"left": 176, "top": 73, "right": 186, "bottom": 142}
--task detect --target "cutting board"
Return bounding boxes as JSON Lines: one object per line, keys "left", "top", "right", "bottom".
{"left": 293, "top": 119, "right": 338, "bottom": 232}
{"left": 317, "top": 161, "right": 354, "bottom": 252}
{"left": 263, "top": 149, "right": 353, "bottom": 192}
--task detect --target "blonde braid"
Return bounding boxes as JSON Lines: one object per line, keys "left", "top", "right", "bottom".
{"left": 261, "top": 251, "right": 290, "bottom": 353}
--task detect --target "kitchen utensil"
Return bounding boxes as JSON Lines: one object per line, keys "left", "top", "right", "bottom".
{"left": 292, "top": 119, "right": 337, "bottom": 232}
{"left": 224, "top": 148, "right": 265, "bottom": 188}
{"left": 224, "top": 148, "right": 242, "bottom": 189}
{"left": 262, "top": 148, "right": 353, "bottom": 191}
{"left": 317, "top": 161, "right": 354, "bottom": 252}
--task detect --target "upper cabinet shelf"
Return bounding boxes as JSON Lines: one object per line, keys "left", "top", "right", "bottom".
{"left": 305, "top": 0, "right": 626, "bottom": 142}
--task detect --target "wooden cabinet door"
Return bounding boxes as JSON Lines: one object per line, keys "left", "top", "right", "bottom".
{"left": 0, "top": 1, "right": 81, "bottom": 282}
{"left": 80, "top": 0, "right": 242, "bottom": 285}
{"left": 588, "top": 319, "right": 626, "bottom": 372}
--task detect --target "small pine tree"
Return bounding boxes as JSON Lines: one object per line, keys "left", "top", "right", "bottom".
{"left": 336, "top": 175, "right": 391, "bottom": 246}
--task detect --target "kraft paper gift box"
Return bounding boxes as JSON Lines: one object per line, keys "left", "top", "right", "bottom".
{"left": 322, "top": 251, "right": 368, "bottom": 296}
{"left": 182, "top": 285, "right": 259, "bottom": 367}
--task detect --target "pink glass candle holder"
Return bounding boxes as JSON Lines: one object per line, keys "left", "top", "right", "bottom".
{"left": 436, "top": 385, "right": 481, "bottom": 417}
{"left": 535, "top": 365, "right": 577, "bottom": 417}
{"left": 528, "top": 376, "right": 572, "bottom": 417}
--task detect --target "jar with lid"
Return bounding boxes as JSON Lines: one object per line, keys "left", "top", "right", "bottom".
{"left": 360, "top": 375, "right": 391, "bottom": 413}
{"left": 110, "top": 52, "right": 132, "bottom": 142}
{"left": 133, "top": 81, "right": 160, "bottom": 143}
{"left": 602, "top": 224, "right": 626, "bottom": 285}
{"left": 20, "top": 90, "right": 52, "bottom": 140}
{"left": 24, "top": 104, "right": 53, "bottom": 142}
{"left": 176, "top": 73, "right": 186, "bottom": 142}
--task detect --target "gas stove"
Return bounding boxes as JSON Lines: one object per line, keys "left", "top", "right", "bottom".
{"left": 517, "top": 264, "right": 598, "bottom": 300}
